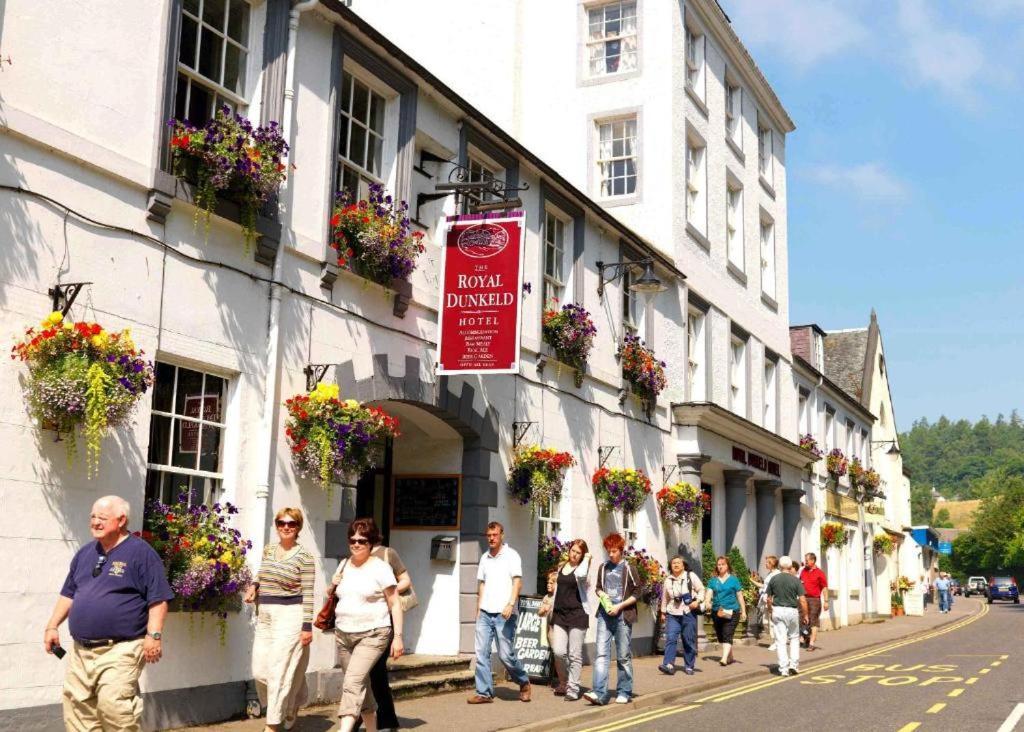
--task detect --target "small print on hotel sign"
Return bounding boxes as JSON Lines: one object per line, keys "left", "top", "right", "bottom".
{"left": 436, "top": 211, "right": 526, "bottom": 375}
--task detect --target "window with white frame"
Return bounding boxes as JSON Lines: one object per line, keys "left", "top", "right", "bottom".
{"left": 760, "top": 217, "right": 776, "bottom": 299}
{"left": 685, "top": 135, "right": 707, "bottom": 235}
{"left": 145, "top": 362, "right": 227, "bottom": 508}
{"left": 175, "top": 0, "right": 251, "bottom": 125}
{"left": 336, "top": 70, "right": 388, "bottom": 201}
{"left": 621, "top": 510, "right": 638, "bottom": 545}
{"left": 763, "top": 357, "right": 777, "bottom": 430}
{"left": 730, "top": 336, "right": 747, "bottom": 418}
{"left": 464, "top": 155, "right": 500, "bottom": 211}
{"left": 586, "top": 1, "right": 638, "bottom": 76}
{"left": 824, "top": 406, "right": 836, "bottom": 451}
{"left": 685, "top": 26, "right": 705, "bottom": 101}
{"left": 861, "top": 429, "right": 870, "bottom": 466}
{"left": 543, "top": 209, "right": 569, "bottom": 306}
{"left": 798, "top": 388, "right": 810, "bottom": 435}
{"left": 846, "top": 418, "right": 856, "bottom": 459}
{"left": 725, "top": 79, "right": 742, "bottom": 148}
{"left": 537, "top": 493, "right": 561, "bottom": 539}
{"left": 686, "top": 308, "right": 706, "bottom": 401}
{"left": 758, "top": 120, "right": 773, "bottom": 182}
{"left": 726, "top": 183, "right": 744, "bottom": 270}
{"left": 597, "top": 117, "right": 638, "bottom": 198}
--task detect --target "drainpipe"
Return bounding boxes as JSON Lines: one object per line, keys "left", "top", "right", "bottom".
{"left": 251, "top": 0, "right": 319, "bottom": 562}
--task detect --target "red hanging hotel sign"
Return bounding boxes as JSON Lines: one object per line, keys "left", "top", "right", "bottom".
{"left": 436, "top": 211, "right": 526, "bottom": 374}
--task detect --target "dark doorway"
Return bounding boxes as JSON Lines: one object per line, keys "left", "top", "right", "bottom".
{"left": 701, "top": 483, "right": 713, "bottom": 552}
{"left": 355, "top": 437, "right": 394, "bottom": 546}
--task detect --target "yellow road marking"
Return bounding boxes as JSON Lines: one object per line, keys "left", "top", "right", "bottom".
{"left": 697, "top": 601, "right": 989, "bottom": 704}
{"left": 992, "top": 660, "right": 1002, "bottom": 666}
{"left": 980, "top": 668, "right": 991, "bottom": 674}
{"left": 1001, "top": 654, "right": 1009, "bottom": 660}
{"left": 578, "top": 704, "right": 698, "bottom": 732}
{"left": 898, "top": 723, "right": 921, "bottom": 732}
{"left": 966, "top": 677, "right": 979, "bottom": 685}
{"left": 949, "top": 688, "right": 965, "bottom": 697}
{"left": 927, "top": 703, "right": 947, "bottom": 714}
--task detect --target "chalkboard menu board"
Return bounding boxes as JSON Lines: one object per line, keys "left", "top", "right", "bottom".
{"left": 390, "top": 474, "right": 462, "bottom": 530}
{"left": 514, "top": 595, "right": 553, "bottom": 682}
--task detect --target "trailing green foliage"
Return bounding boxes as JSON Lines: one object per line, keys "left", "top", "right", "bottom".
{"left": 702, "top": 539, "right": 716, "bottom": 584}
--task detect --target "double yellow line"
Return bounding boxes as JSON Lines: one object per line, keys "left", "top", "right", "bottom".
{"left": 576, "top": 602, "right": 988, "bottom": 731}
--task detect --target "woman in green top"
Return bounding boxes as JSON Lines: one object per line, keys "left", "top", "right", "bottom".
{"left": 706, "top": 556, "right": 747, "bottom": 666}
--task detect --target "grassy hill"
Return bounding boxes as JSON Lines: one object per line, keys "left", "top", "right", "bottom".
{"left": 933, "top": 499, "right": 981, "bottom": 529}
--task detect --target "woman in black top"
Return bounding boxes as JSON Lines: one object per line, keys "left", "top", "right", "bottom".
{"left": 551, "top": 539, "right": 592, "bottom": 701}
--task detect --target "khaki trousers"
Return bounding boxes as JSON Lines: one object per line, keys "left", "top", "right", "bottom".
{"left": 62, "top": 639, "right": 145, "bottom": 732}
{"left": 335, "top": 626, "right": 391, "bottom": 719}
{"left": 252, "top": 603, "right": 310, "bottom": 725}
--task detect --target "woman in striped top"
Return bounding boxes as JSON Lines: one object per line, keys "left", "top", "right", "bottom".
{"left": 245, "top": 507, "right": 316, "bottom": 732}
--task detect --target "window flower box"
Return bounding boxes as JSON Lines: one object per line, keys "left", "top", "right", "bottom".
{"left": 507, "top": 445, "right": 576, "bottom": 514}
{"left": 541, "top": 301, "right": 596, "bottom": 388}
{"left": 168, "top": 107, "right": 288, "bottom": 250}
{"left": 11, "top": 311, "right": 154, "bottom": 477}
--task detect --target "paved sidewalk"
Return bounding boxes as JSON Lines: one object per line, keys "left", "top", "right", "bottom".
{"left": 178, "top": 600, "right": 977, "bottom": 732}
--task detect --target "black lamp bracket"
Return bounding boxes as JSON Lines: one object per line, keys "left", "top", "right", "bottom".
{"left": 303, "top": 364, "right": 332, "bottom": 392}
{"left": 48, "top": 282, "right": 91, "bottom": 317}
{"left": 596, "top": 259, "right": 650, "bottom": 297}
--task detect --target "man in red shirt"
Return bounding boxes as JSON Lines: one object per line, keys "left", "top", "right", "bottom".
{"left": 799, "top": 553, "right": 829, "bottom": 650}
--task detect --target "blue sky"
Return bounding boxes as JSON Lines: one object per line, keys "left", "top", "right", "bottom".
{"left": 728, "top": 0, "right": 1024, "bottom": 431}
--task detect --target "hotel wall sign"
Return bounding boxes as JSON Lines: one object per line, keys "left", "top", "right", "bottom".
{"left": 437, "top": 211, "right": 526, "bottom": 374}
{"left": 732, "top": 446, "right": 781, "bottom": 477}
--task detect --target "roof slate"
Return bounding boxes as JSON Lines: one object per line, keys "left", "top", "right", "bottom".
{"left": 823, "top": 329, "right": 869, "bottom": 403}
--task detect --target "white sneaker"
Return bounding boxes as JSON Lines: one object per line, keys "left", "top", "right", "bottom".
{"left": 615, "top": 694, "right": 630, "bottom": 704}
{"left": 768, "top": 643, "right": 777, "bottom": 651}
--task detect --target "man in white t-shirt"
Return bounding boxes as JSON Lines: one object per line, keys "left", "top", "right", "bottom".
{"left": 468, "top": 522, "right": 532, "bottom": 704}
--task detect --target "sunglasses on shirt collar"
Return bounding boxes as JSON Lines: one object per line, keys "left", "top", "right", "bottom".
{"left": 92, "top": 554, "right": 107, "bottom": 578}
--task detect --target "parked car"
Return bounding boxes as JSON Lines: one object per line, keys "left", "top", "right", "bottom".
{"left": 950, "top": 579, "right": 962, "bottom": 596}
{"left": 988, "top": 576, "right": 1020, "bottom": 604}
{"left": 965, "top": 576, "right": 988, "bottom": 597}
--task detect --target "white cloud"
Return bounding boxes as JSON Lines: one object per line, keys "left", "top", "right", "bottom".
{"left": 806, "top": 163, "right": 909, "bottom": 202}
{"left": 896, "top": 0, "right": 987, "bottom": 108}
{"left": 727, "top": 0, "right": 868, "bottom": 69}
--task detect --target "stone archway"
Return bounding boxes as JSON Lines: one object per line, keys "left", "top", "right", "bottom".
{"left": 329, "top": 354, "right": 501, "bottom": 654}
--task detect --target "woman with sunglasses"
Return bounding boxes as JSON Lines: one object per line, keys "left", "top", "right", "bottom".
{"left": 245, "top": 508, "right": 316, "bottom": 732}
{"left": 706, "top": 555, "right": 747, "bottom": 666}
{"left": 329, "top": 518, "right": 405, "bottom": 732}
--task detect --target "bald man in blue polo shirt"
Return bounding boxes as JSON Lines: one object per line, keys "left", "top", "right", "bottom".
{"left": 44, "top": 496, "right": 174, "bottom": 732}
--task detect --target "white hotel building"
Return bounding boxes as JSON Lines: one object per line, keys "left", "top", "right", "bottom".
{"left": 1, "top": 0, "right": 819, "bottom": 728}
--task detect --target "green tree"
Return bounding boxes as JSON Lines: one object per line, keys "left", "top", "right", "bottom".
{"left": 911, "top": 483, "right": 936, "bottom": 524}
{"left": 725, "top": 546, "right": 757, "bottom": 608}
{"left": 933, "top": 507, "right": 954, "bottom": 529}
{"left": 702, "top": 539, "right": 716, "bottom": 584}
{"left": 947, "top": 476, "right": 1024, "bottom": 577}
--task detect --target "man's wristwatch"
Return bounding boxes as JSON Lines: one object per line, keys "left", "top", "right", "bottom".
{"left": 147, "top": 631, "right": 162, "bottom": 640}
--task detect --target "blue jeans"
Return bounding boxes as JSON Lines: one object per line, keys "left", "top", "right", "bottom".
{"left": 662, "top": 612, "right": 697, "bottom": 670}
{"left": 938, "top": 589, "right": 951, "bottom": 612}
{"left": 592, "top": 610, "right": 633, "bottom": 702}
{"left": 474, "top": 612, "right": 529, "bottom": 697}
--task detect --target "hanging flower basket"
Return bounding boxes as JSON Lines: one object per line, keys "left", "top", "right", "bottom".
{"left": 820, "top": 520, "right": 849, "bottom": 551}
{"left": 799, "top": 434, "right": 823, "bottom": 458}
{"left": 624, "top": 546, "right": 665, "bottom": 606}
{"left": 849, "top": 457, "right": 865, "bottom": 488}
{"left": 141, "top": 496, "right": 252, "bottom": 642}
{"left": 541, "top": 301, "right": 597, "bottom": 388}
{"left": 537, "top": 534, "right": 569, "bottom": 593}
{"left": 825, "top": 448, "right": 848, "bottom": 480}
{"left": 618, "top": 333, "right": 667, "bottom": 408}
{"left": 592, "top": 466, "right": 652, "bottom": 514}
{"left": 656, "top": 482, "right": 710, "bottom": 529}
{"left": 329, "top": 183, "right": 425, "bottom": 286}
{"left": 507, "top": 444, "right": 576, "bottom": 513}
{"left": 11, "top": 311, "right": 154, "bottom": 477}
{"left": 862, "top": 468, "right": 881, "bottom": 491}
{"left": 873, "top": 533, "right": 894, "bottom": 555}
{"left": 284, "top": 383, "right": 400, "bottom": 492}
{"left": 169, "top": 107, "right": 288, "bottom": 248}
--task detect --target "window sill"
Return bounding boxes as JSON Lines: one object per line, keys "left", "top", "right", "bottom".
{"left": 322, "top": 262, "right": 413, "bottom": 318}
{"left": 580, "top": 68, "right": 642, "bottom": 87}
{"left": 597, "top": 193, "right": 641, "bottom": 208}
{"left": 761, "top": 292, "right": 779, "bottom": 312}
{"left": 685, "top": 222, "right": 710, "bottom": 252}
{"left": 685, "top": 85, "right": 709, "bottom": 119}
{"left": 759, "top": 175, "right": 776, "bottom": 199}
{"left": 726, "top": 137, "right": 745, "bottom": 165}
{"left": 727, "top": 261, "right": 747, "bottom": 286}
{"left": 536, "top": 344, "right": 587, "bottom": 388}
{"left": 147, "top": 171, "right": 281, "bottom": 267}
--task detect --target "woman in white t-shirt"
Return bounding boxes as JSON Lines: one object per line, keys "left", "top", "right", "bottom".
{"left": 329, "top": 518, "right": 405, "bottom": 732}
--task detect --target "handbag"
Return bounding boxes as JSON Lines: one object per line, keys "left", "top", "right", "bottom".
{"left": 384, "top": 547, "right": 419, "bottom": 613}
{"left": 314, "top": 559, "right": 347, "bottom": 632}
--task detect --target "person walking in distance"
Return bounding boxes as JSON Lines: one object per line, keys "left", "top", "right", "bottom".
{"left": 468, "top": 522, "right": 532, "bottom": 704}
{"left": 935, "top": 572, "right": 952, "bottom": 614}
{"left": 706, "top": 556, "right": 746, "bottom": 666}
{"left": 584, "top": 533, "right": 640, "bottom": 706}
{"left": 44, "top": 496, "right": 174, "bottom": 732}
{"left": 658, "top": 556, "right": 705, "bottom": 676}
{"left": 549, "top": 540, "right": 592, "bottom": 701}
{"left": 246, "top": 507, "right": 315, "bottom": 732}
{"left": 750, "top": 556, "right": 780, "bottom": 651}
{"left": 766, "top": 556, "right": 808, "bottom": 676}
{"left": 799, "top": 553, "right": 828, "bottom": 650}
